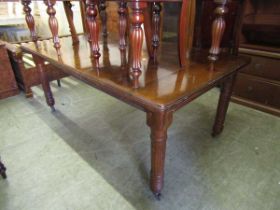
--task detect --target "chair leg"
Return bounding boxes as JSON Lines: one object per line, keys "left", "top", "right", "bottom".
{"left": 0, "top": 158, "right": 7, "bottom": 179}
{"left": 32, "top": 55, "right": 55, "bottom": 112}
{"left": 63, "top": 1, "right": 79, "bottom": 45}
{"left": 98, "top": 0, "right": 108, "bottom": 37}
{"left": 143, "top": 3, "right": 153, "bottom": 58}
{"left": 151, "top": 2, "right": 162, "bottom": 63}
{"left": 57, "top": 79, "right": 61, "bottom": 87}
{"left": 212, "top": 73, "right": 236, "bottom": 137}
{"left": 25, "top": 86, "right": 33, "bottom": 98}
{"left": 178, "top": 0, "right": 188, "bottom": 67}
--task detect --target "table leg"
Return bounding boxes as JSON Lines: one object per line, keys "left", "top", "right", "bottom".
{"left": 32, "top": 55, "right": 55, "bottom": 112}
{"left": 147, "top": 111, "right": 173, "bottom": 199}
{"left": 63, "top": 1, "right": 79, "bottom": 45}
{"left": 21, "top": 0, "right": 37, "bottom": 42}
{"left": 151, "top": 2, "right": 161, "bottom": 63}
{"left": 44, "top": 0, "right": 61, "bottom": 56}
{"left": 86, "top": 0, "right": 101, "bottom": 68}
{"left": 0, "top": 157, "right": 7, "bottom": 179}
{"left": 130, "top": 2, "right": 147, "bottom": 88}
{"left": 212, "top": 73, "right": 236, "bottom": 137}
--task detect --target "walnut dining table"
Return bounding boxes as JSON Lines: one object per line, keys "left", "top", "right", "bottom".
{"left": 20, "top": 0, "right": 249, "bottom": 199}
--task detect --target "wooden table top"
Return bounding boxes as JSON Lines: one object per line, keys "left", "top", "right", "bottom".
{"left": 21, "top": 34, "right": 249, "bottom": 112}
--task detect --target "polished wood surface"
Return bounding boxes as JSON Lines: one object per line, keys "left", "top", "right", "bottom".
{"left": 21, "top": 35, "right": 249, "bottom": 111}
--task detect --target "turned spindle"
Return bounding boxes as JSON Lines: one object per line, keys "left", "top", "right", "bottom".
{"left": 63, "top": 1, "right": 79, "bottom": 45}
{"left": 21, "top": 0, "right": 37, "bottom": 42}
{"left": 118, "top": 1, "right": 128, "bottom": 51}
{"left": 86, "top": 0, "right": 101, "bottom": 68}
{"left": 130, "top": 2, "right": 147, "bottom": 88}
{"left": 151, "top": 2, "right": 161, "bottom": 63}
{"left": 99, "top": 0, "right": 108, "bottom": 37}
{"left": 208, "top": 0, "right": 228, "bottom": 61}
{"left": 44, "top": 0, "right": 61, "bottom": 55}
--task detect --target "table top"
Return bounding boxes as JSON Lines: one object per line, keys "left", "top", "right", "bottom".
{"left": 21, "top": 34, "right": 249, "bottom": 112}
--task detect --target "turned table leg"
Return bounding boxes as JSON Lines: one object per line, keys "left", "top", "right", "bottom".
{"left": 151, "top": 2, "right": 161, "bottom": 63}
{"left": 44, "top": 0, "right": 61, "bottom": 55}
{"left": 86, "top": 0, "right": 101, "bottom": 68}
{"left": 21, "top": 0, "right": 37, "bottom": 42}
{"left": 0, "top": 157, "right": 7, "bottom": 179}
{"left": 130, "top": 2, "right": 147, "bottom": 88}
{"left": 99, "top": 0, "right": 108, "bottom": 37}
{"left": 147, "top": 111, "right": 173, "bottom": 199}
{"left": 63, "top": 1, "right": 79, "bottom": 45}
{"left": 212, "top": 73, "right": 237, "bottom": 137}
{"left": 208, "top": 0, "right": 228, "bottom": 61}
{"left": 32, "top": 55, "right": 55, "bottom": 112}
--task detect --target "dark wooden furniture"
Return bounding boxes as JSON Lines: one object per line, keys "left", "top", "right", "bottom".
{"left": 0, "top": 157, "right": 7, "bottom": 179}
{"left": 0, "top": 41, "right": 19, "bottom": 99}
{"left": 231, "top": 0, "right": 280, "bottom": 116}
{"left": 20, "top": 0, "right": 249, "bottom": 198}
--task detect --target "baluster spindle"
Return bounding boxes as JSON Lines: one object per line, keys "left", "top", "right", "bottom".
{"left": 21, "top": 0, "right": 37, "bottom": 42}
{"left": 208, "top": 0, "right": 228, "bottom": 61}
{"left": 44, "top": 0, "right": 61, "bottom": 55}
{"left": 130, "top": 2, "right": 147, "bottom": 88}
{"left": 86, "top": 0, "right": 101, "bottom": 68}
{"left": 118, "top": 1, "right": 127, "bottom": 51}
{"left": 151, "top": 2, "right": 161, "bottom": 63}
{"left": 99, "top": 0, "right": 108, "bottom": 37}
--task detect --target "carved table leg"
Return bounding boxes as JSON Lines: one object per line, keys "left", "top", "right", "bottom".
{"left": 21, "top": 0, "right": 38, "bottom": 42}
{"left": 86, "top": 0, "right": 101, "bottom": 68}
{"left": 99, "top": 0, "right": 108, "bottom": 37}
{"left": 118, "top": 1, "right": 127, "bottom": 51}
{"left": 130, "top": 2, "right": 147, "bottom": 88}
{"left": 44, "top": 0, "right": 61, "bottom": 56}
{"left": 147, "top": 111, "right": 173, "bottom": 199}
{"left": 0, "top": 157, "right": 7, "bottom": 179}
{"left": 212, "top": 73, "right": 236, "bottom": 137}
{"left": 208, "top": 0, "right": 228, "bottom": 61}
{"left": 63, "top": 1, "right": 79, "bottom": 45}
{"left": 151, "top": 2, "right": 161, "bottom": 63}
{"left": 32, "top": 55, "right": 55, "bottom": 112}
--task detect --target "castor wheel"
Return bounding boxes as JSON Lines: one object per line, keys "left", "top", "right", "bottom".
{"left": 50, "top": 106, "right": 56, "bottom": 113}
{"left": 1, "top": 171, "right": 7, "bottom": 179}
{"left": 153, "top": 192, "right": 161, "bottom": 201}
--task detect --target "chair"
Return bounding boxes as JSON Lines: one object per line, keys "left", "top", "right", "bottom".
{"left": 5, "top": 0, "right": 80, "bottom": 98}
